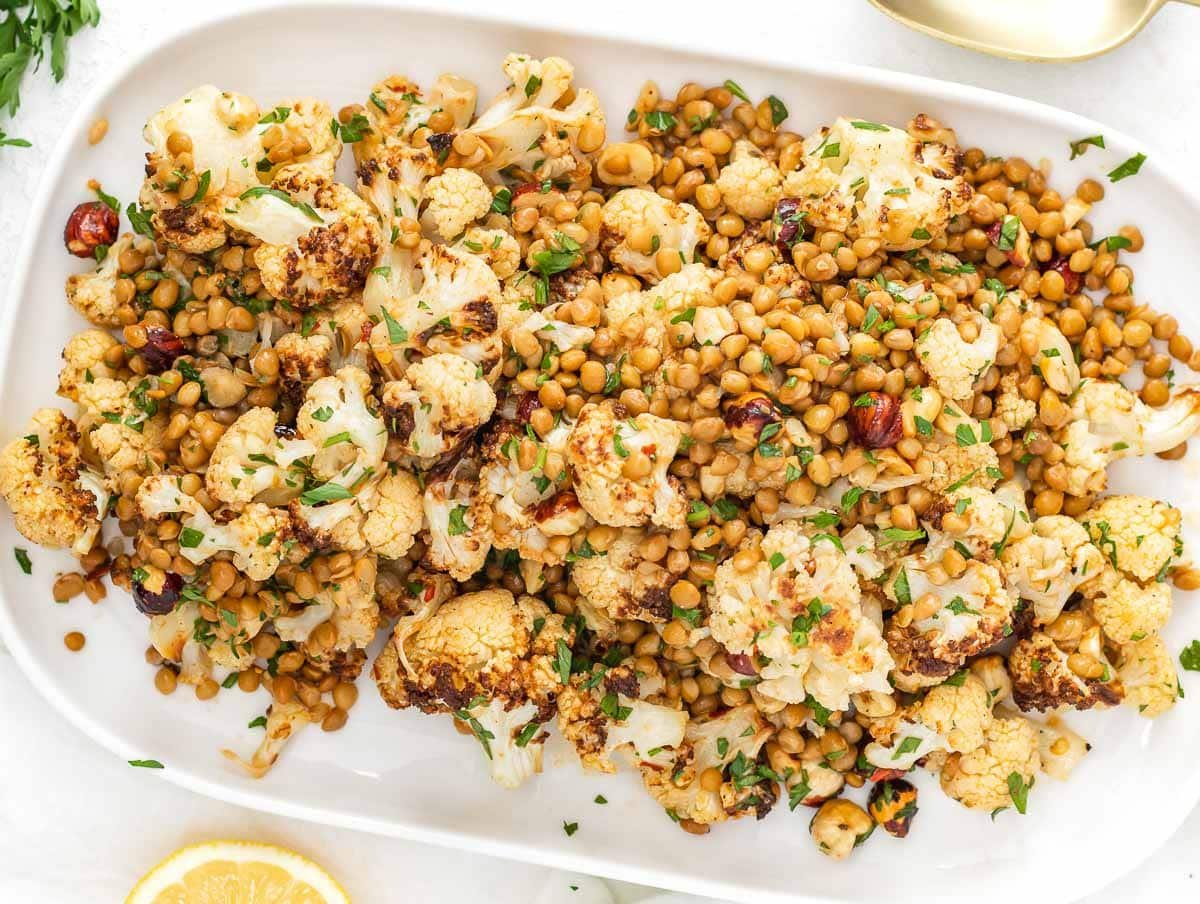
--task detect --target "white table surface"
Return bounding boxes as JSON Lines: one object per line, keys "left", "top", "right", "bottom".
{"left": 2, "top": 1, "right": 1200, "bottom": 901}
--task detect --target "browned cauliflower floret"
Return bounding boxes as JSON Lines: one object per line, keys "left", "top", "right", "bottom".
{"left": 599, "top": 189, "right": 711, "bottom": 284}
{"left": 423, "top": 457, "right": 493, "bottom": 580}
{"left": 639, "top": 704, "right": 776, "bottom": 827}
{"left": 368, "top": 244, "right": 502, "bottom": 376}
{"left": 420, "top": 168, "right": 493, "bottom": 240}
{"left": 863, "top": 674, "right": 993, "bottom": 769}
{"left": 1082, "top": 494, "right": 1182, "bottom": 584}
{"left": 224, "top": 162, "right": 380, "bottom": 309}
{"left": 714, "top": 141, "right": 783, "bottom": 220}
{"left": 372, "top": 588, "right": 573, "bottom": 788}
{"left": 476, "top": 419, "right": 586, "bottom": 566}
{"left": 569, "top": 531, "right": 679, "bottom": 633}
{"left": 57, "top": 329, "right": 119, "bottom": 400}
{"left": 709, "top": 522, "right": 894, "bottom": 710}
{"left": 566, "top": 402, "right": 687, "bottom": 529}
{"left": 274, "top": 332, "right": 334, "bottom": 404}
{"left": 556, "top": 660, "right": 686, "bottom": 773}
{"left": 885, "top": 555, "right": 1015, "bottom": 691}
{"left": 939, "top": 715, "right": 1041, "bottom": 812}
{"left": 1001, "top": 515, "right": 1106, "bottom": 626}
{"left": 380, "top": 353, "right": 496, "bottom": 462}
{"left": 141, "top": 86, "right": 340, "bottom": 254}
{"left": 0, "top": 409, "right": 107, "bottom": 554}
{"left": 1008, "top": 631, "right": 1123, "bottom": 712}
{"left": 782, "top": 116, "right": 971, "bottom": 251}
{"left": 1117, "top": 634, "right": 1180, "bottom": 718}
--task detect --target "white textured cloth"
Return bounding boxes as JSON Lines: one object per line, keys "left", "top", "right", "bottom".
{"left": 2, "top": 2, "right": 1200, "bottom": 902}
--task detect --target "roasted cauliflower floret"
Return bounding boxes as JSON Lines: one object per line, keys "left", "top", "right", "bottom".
{"left": 222, "top": 701, "right": 311, "bottom": 779}
{"left": 205, "top": 407, "right": 316, "bottom": 506}
{"left": 74, "top": 376, "right": 166, "bottom": 476}
{"left": 1088, "top": 573, "right": 1172, "bottom": 645}
{"left": 274, "top": 332, "right": 334, "bottom": 404}
{"left": 136, "top": 475, "right": 290, "bottom": 580}
{"left": 557, "top": 660, "right": 686, "bottom": 773}
{"left": 569, "top": 531, "right": 678, "bottom": 630}
{"left": 65, "top": 235, "right": 141, "bottom": 328}
{"left": 709, "top": 521, "right": 894, "bottom": 710}
{"left": 372, "top": 588, "right": 572, "bottom": 788}
{"left": 360, "top": 469, "right": 424, "bottom": 559}
{"left": 932, "top": 482, "right": 1030, "bottom": 560}
{"left": 1008, "top": 631, "right": 1123, "bottom": 712}
{"left": 992, "top": 371, "right": 1036, "bottom": 432}
{"left": 915, "top": 313, "right": 1001, "bottom": 402}
{"left": 421, "top": 168, "right": 493, "bottom": 240}
{"left": 885, "top": 557, "right": 1015, "bottom": 691}
{"left": 864, "top": 674, "right": 994, "bottom": 769}
{"left": 456, "top": 227, "right": 521, "bottom": 279}
{"left": 1001, "top": 515, "right": 1106, "bottom": 626}
{"left": 368, "top": 244, "right": 502, "bottom": 374}
{"left": 0, "top": 409, "right": 106, "bottom": 555}
{"left": 566, "top": 402, "right": 688, "bottom": 529}
{"left": 782, "top": 116, "right": 971, "bottom": 251}
{"left": 423, "top": 459, "right": 493, "bottom": 580}
{"left": 715, "top": 141, "right": 783, "bottom": 220}
{"left": 1117, "top": 634, "right": 1180, "bottom": 718}
{"left": 1058, "top": 380, "right": 1200, "bottom": 497}
{"left": 380, "top": 353, "right": 496, "bottom": 461}
{"left": 476, "top": 419, "right": 584, "bottom": 566}
{"left": 467, "top": 53, "right": 605, "bottom": 183}
{"left": 639, "top": 705, "right": 775, "bottom": 826}
{"left": 599, "top": 189, "right": 711, "bottom": 284}
{"left": 939, "top": 715, "right": 1040, "bottom": 812}
{"left": 57, "top": 329, "right": 119, "bottom": 400}
{"left": 1083, "top": 494, "right": 1182, "bottom": 584}
{"left": 603, "top": 264, "right": 732, "bottom": 370}
{"left": 224, "top": 163, "right": 380, "bottom": 309}
{"left": 1020, "top": 314, "right": 1080, "bottom": 396}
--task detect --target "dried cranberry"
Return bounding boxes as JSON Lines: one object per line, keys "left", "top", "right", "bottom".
{"left": 515, "top": 392, "right": 542, "bottom": 423}
{"left": 64, "top": 201, "right": 119, "bottom": 258}
{"left": 1043, "top": 255, "right": 1082, "bottom": 295}
{"left": 512, "top": 182, "right": 541, "bottom": 199}
{"left": 132, "top": 571, "right": 183, "bottom": 616}
{"left": 848, "top": 391, "right": 903, "bottom": 449}
{"left": 726, "top": 652, "right": 758, "bottom": 676}
{"left": 140, "top": 327, "right": 186, "bottom": 373}
{"left": 773, "top": 197, "right": 806, "bottom": 254}
{"left": 868, "top": 767, "right": 908, "bottom": 784}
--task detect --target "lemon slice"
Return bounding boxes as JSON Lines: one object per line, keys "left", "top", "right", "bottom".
{"left": 125, "top": 840, "right": 350, "bottom": 904}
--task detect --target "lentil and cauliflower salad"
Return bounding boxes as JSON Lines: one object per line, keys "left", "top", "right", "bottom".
{"left": 4, "top": 52, "right": 1199, "bottom": 857}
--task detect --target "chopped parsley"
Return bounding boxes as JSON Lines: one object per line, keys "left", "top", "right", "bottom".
{"left": 13, "top": 547, "right": 31, "bottom": 575}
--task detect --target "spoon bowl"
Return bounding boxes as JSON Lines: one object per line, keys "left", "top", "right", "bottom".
{"left": 869, "top": 0, "right": 1196, "bottom": 62}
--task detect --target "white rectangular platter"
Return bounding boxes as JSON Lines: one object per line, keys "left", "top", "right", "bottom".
{"left": 3, "top": 3, "right": 1200, "bottom": 902}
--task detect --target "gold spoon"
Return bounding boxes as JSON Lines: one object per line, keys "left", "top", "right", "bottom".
{"left": 869, "top": 0, "right": 1200, "bottom": 62}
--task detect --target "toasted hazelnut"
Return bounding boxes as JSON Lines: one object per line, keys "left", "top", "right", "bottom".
{"left": 64, "top": 201, "right": 118, "bottom": 258}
